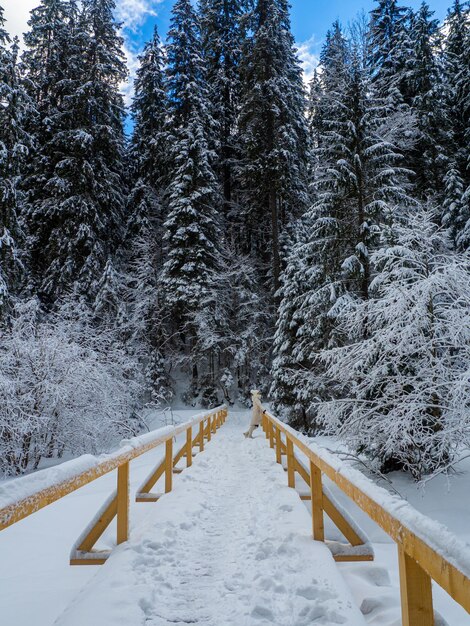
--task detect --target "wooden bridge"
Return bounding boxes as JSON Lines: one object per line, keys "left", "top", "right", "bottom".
{"left": 1, "top": 393, "right": 469, "bottom": 625}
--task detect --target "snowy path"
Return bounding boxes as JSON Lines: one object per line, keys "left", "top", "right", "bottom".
{"left": 56, "top": 413, "right": 365, "bottom": 626}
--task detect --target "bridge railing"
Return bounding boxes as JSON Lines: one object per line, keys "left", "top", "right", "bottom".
{"left": 0, "top": 405, "right": 228, "bottom": 565}
{"left": 252, "top": 391, "right": 470, "bottom": 626}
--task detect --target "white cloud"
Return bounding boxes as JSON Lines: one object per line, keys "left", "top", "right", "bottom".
{"left": 2, "top": 0, "right": 163, "bottom": 43}
{"left": 2, "top": 0, "right": 36, "bottom": 43}
{"left": 297, "top": 35, "right": 320, "bottom": 85}
{"left": 116, "top": 0, "right": 162, "bottom": 33}
{"left": 1, "top": 0, "right": 164, "bottom": 105}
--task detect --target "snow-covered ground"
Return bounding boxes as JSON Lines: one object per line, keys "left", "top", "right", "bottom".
{"left": 0, "top": 409, "right": 469, "bottom": 625}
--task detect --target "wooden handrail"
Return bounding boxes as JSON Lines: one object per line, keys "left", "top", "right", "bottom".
{"left": 0, "top": 406, "right": 228, "bottom": 564}
{"left": 252, "top": 392, "right": 470, "bottom": 626}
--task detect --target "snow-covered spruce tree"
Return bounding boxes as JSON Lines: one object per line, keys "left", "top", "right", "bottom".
{"left": 161, "top": 0, "right": 222, "bottom": 393}
{"left": 238, "top": 0, "right": 309, "bottom": 293}
{"left": 368, "top": 0, "right": 411, "bottom": 101}
{"left": 316, "top": 209, "right": 470, "bottom": 480}
{"left": 0, "top": 10, "right": 31, "bottom": 320}
{"left": 126, "top": 25, "right": 171, "bottom": 403}
{"left": 407, "top": 2, "right": 448, "bottom": 198}
{"left": 271, "top": 22, "right": 413, "bottom": 430}
{"left": 270, "top": 219, "right": 317, "bottom": 430}
{"left": 367, "top": 0, "right": 418, "bottom": 171}
{"left": 199, "top": 0, "right": 246, "bottom": 223}
{"left": 270, "top": 23, "right": 350, "bottom": 426}
{"left": 23, "top": 0, "right": 128, "bottom": 306}
{"left": 441, "top": 0, "right": 470, "bottom": 250}
{"left": 130, "top": 25, "right": 167, "bottom": 194}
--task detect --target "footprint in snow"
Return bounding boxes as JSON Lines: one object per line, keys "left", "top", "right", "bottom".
{"left": 251, "top": 605, "right": 275, "bottom": 621}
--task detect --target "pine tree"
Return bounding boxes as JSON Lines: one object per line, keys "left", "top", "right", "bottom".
{"left": 441, "top": 0, "right": 470, "bottom": 250}
{"left": 271, "top": 22, "right": 413, "bottom": 429}
{"left": 127, "top": 29, "right": 169, "bottom": 402}
{"left": 238, "top": 0, "right": 309, "bottom": 292}
{"left": 0, "top": 10, "right": 30, "bottom": 319}
{"left": 270, "top": 219, "right": 315, "bottom": 429}
{"left": 160, "top": 0, "right": 222, "bottom": 390}
{"left": 368, "top": 0, "right": 412, "bottom": 101}
{"left": 130, "top": 26, "right": 167, "bottom": 190}
{"left": 23, "top": 0, "right": 128, "bottom": 305}
{"left": 407, "top": 2, "right": 447, "bottom": 198}
{"left": 199, "top": 0, "right": 246, "bottom": 223}
{"left": 127, "top": 24, "right": 166, "bottom": 266}
{"left": 316, "top": 209, "right": 470, "bottom": 479}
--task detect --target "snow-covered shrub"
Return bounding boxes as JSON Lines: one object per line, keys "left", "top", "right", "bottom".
{"left": 317, "top": 210, "right": 470, "bottom": 479}
{"left": 0, "top": 299, "right": 143, "bottom": 476}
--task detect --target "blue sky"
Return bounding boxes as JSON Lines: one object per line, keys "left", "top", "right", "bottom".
{"left": 3, "top": 0, "right": 454, "bottom": 98}
{"left": 119, "top": 0, "right": 452, "bottom": 87}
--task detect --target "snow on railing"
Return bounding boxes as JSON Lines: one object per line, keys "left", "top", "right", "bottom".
{"left": 252, "top": 390, "right": 470, "bottom": 626}
{"left": 0, "top": 405, "right": 228, "bottom": 565}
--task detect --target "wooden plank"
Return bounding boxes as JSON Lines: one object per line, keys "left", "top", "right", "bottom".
{"left": 334, "top": 554, "right": 374, "bottom": 562}
{"left": 186, "top": 427, "right": 192, "bottom": 468}
{"left": 310, "top": 461, "right": 325, "bottom": 542}
{"left": 70, "top": 556, "right": 109, "bottom": 566}
{"left": 173, "top": 442, "right": 188, "bottom": 467}
{"left": 269, "top": 421, "right": 275, "bottom": 449}
{"left": 165, "top": 439, "right": 173, "bottom": 494}
{"left": 135, "top": 493, "right": 160, "bottom": 503}
{"left": 323, "top": 493, "right": 364, "bottom": 547}
{"left": 138, "top": 458, "right": 165, "bottom": 495}
{"left": 77, "top": 496, "right": 117, "bottom": 553}
{"left": 398, "top": 546, "right": 434, "bottom": 626}
{"left": 206, "top": 418, "right": 212, "bottom": 442}
{"left": 275, "top": 426, "right": 282, "bottom": 464}
{"left": 199, "top": 420, "right": 204, "bottom": 452}
{"left": 294, "top": 457, "right": 310, "bottom": 484}
{"left": 286, "top": 437, "right": 295, "bottom": 489}
{"left": 263, "top": 409, "right": 470, "bottom": 613}
{"left": 116, "top": 462, "right": 129, "bottom": 545}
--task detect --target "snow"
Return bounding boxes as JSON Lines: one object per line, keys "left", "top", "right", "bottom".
{"left": 1, "top": 410, "right": 469, "bottom": 626}
{"left": 55, "top": 412, "right": 366, "bottom": 626}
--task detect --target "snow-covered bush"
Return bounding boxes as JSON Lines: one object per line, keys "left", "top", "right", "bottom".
{"left": 0, "top": 299, "right": 143, "bottom": 476}
{"left": 317, "top": 210, "right": 470, "bottom": 479}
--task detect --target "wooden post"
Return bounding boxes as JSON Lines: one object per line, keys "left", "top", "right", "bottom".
{"left": 275, "top": 426, "right": 282, "bottom": 464}
{"left": 212, "top": 413, "right": 217, "bottom": 433}
{"left": 286, "top": 436, "right": 295, "bottom": 489}
{"left": 269, "top": 420, "right": 275, "bottom": 449}
{"left": 310, "top": 460, "right": 325, "bottom": 542}
{"left": 165, "top": 438, "right": 173, "bottom": 493}
{"left": 199, "top": 420, "right": 204, "bottom": 452}
{"left": 398, "top": 546, "right": 434, "bottom": 626}
{"left": 186, "top": 427, "right": 192, "bottom": 468}
{"left": 207, "top": 418, "right": 212, "bottom": 442}
{"left": 116, "top": 462, "right": 129, "bottom": 545}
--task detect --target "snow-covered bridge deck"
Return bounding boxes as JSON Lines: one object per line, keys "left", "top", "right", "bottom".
{"left": 55, "top": 413, "right": 365, "bottom": 625}
{"left": 2, "top": 403, "right": 470, "bottom": 626}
